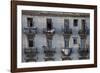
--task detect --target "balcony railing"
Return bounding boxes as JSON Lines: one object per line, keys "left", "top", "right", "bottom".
{"left": 63, "top": 28, "right": 72, "bottom": 34}
{"left": 44, "top": 57, "right": 55, "bottom": 61}
{"left": 62, "top": 28, "right": 72, "bottom": 38}
{"left": 24, "top": 47, "right": 38, "bottom": 62}
{"left": 43, "top": 28, "right": 55, "bottom": 36}
{"left": 78, "top": 26, "right": 89, "bottom": 36}
{"left": 61, "top": 48, "right": 72, "bottom": 56}
{"left": 78, "top": 30, "right": 87, "bottom": 38}
{"left": 78, "top": 47, "right": 89, "bottom": 59}
{"left": 61, "top": 48, "right": 72, "bottom": 60}
{"left": 23, "top": 27, "right": 37, "bottom": 35}
{"left": 43, "top": 46, "right": 56, "bottom": 57}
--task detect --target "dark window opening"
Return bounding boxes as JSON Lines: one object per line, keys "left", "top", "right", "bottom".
{"left": 47, "top": 18, "right": 52, "bottom": 30}
{"left": 73, "top": 38, "right": 77, "bottom": 44}
{"left": 73, "top": 19, "right": 78, "bottom": 26}
{"left": 27, "top": 18, "right": 33, "bottom": 27}
{"left": 28, "top": 40, "right": 33, "bottom": 47}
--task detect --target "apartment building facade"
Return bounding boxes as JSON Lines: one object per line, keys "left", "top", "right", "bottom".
{"left": 22, "top": 10, "right": 90, "bottom": 62}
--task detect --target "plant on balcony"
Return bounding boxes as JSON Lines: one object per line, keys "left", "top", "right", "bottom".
{"left": 61, "top": 48, "right": 72, "bottom": 60}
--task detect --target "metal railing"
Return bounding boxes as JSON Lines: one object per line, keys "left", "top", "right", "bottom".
{"left": 23, "top": 27, "right": 37, "bottom": 34}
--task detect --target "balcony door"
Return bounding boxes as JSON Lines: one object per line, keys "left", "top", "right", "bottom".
{"left": 64, "top": 19, "right": 69, "bottom": 32}
{"left": 64, "top": 19, "right": 69, "bottom": 28}
{"left": 81, "top": 19, "right": 86, "bottom": 31}
{"left": 47, "top": 18, "right": 52, "bottom": 30}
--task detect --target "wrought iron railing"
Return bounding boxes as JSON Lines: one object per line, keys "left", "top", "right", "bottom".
{"left": 23, "top": 27, "right": 37, "bottom": 34}
{"left": 24, "top": 47, "right": 38, "bottom": 62}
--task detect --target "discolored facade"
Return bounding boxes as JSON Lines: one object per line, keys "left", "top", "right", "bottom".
{"left": 22, "top": 10, "right": 90, "bottom": 62}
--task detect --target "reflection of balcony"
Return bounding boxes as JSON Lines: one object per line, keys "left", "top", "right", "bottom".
{"left": 24, "top": 47, "right": 38, "bottom": 62}
{"left": 23, "top": 27, "right": 37, "bottom": 35}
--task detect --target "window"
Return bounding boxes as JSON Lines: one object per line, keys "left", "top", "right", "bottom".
{"left": 64, "top": 19, "right": 69, "bottom": 29}
{"left": 27, "top": 18, "right": 33, "bottom": 27}
{"left": 28, "top": 40, "right": 33, "bottom": 47}
{"left": 73, "top": 19, "right": 78, "bottom": 26}
{"left": 73, "top": 37, "right": 77, "bottom": 44}
{"left": 47, "top": 18, "right": 52, "bottom": 30}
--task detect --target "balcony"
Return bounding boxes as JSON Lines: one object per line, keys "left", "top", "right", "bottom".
{"left": 43, "top": 46, "right": 56, "bottom": 61}
{"left": 23, "top": 27, "right": 37, "bottom": 35}
{"left": 78, "top": 47, "right": 89, "bottom": 59}
{"left": 78, "top": 26, "right": 89, "bottom": 38}
{"left": 24, "top": 47, "right": 38, "bottom": 62}
{"left": 63, "top": 28, "right": 72, "bottom": 38}
{"left": 78, "top": 30, "right": 87, "bottom": 38}
{"left": 43, "top": 28, "right": 55, "bottom": 35}
{"left": 43, "top": 28, "right": 55, "bottom": 40}
{"left": 61, "top": 48, "right": 72, "bottom": 60}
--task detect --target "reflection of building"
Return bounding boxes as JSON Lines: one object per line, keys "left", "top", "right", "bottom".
{"left": 22, "top": 10, "right": 90, "bottom": 62}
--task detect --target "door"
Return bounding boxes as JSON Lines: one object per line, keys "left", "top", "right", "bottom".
{"left": 47, "top": 18, "right": 52, "bottom": 30}
{"left": 64, "top": 19, "right": 69, "bottom": 30}
{"left": 81, "top": 19, "right": 86, "bottom": 31}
